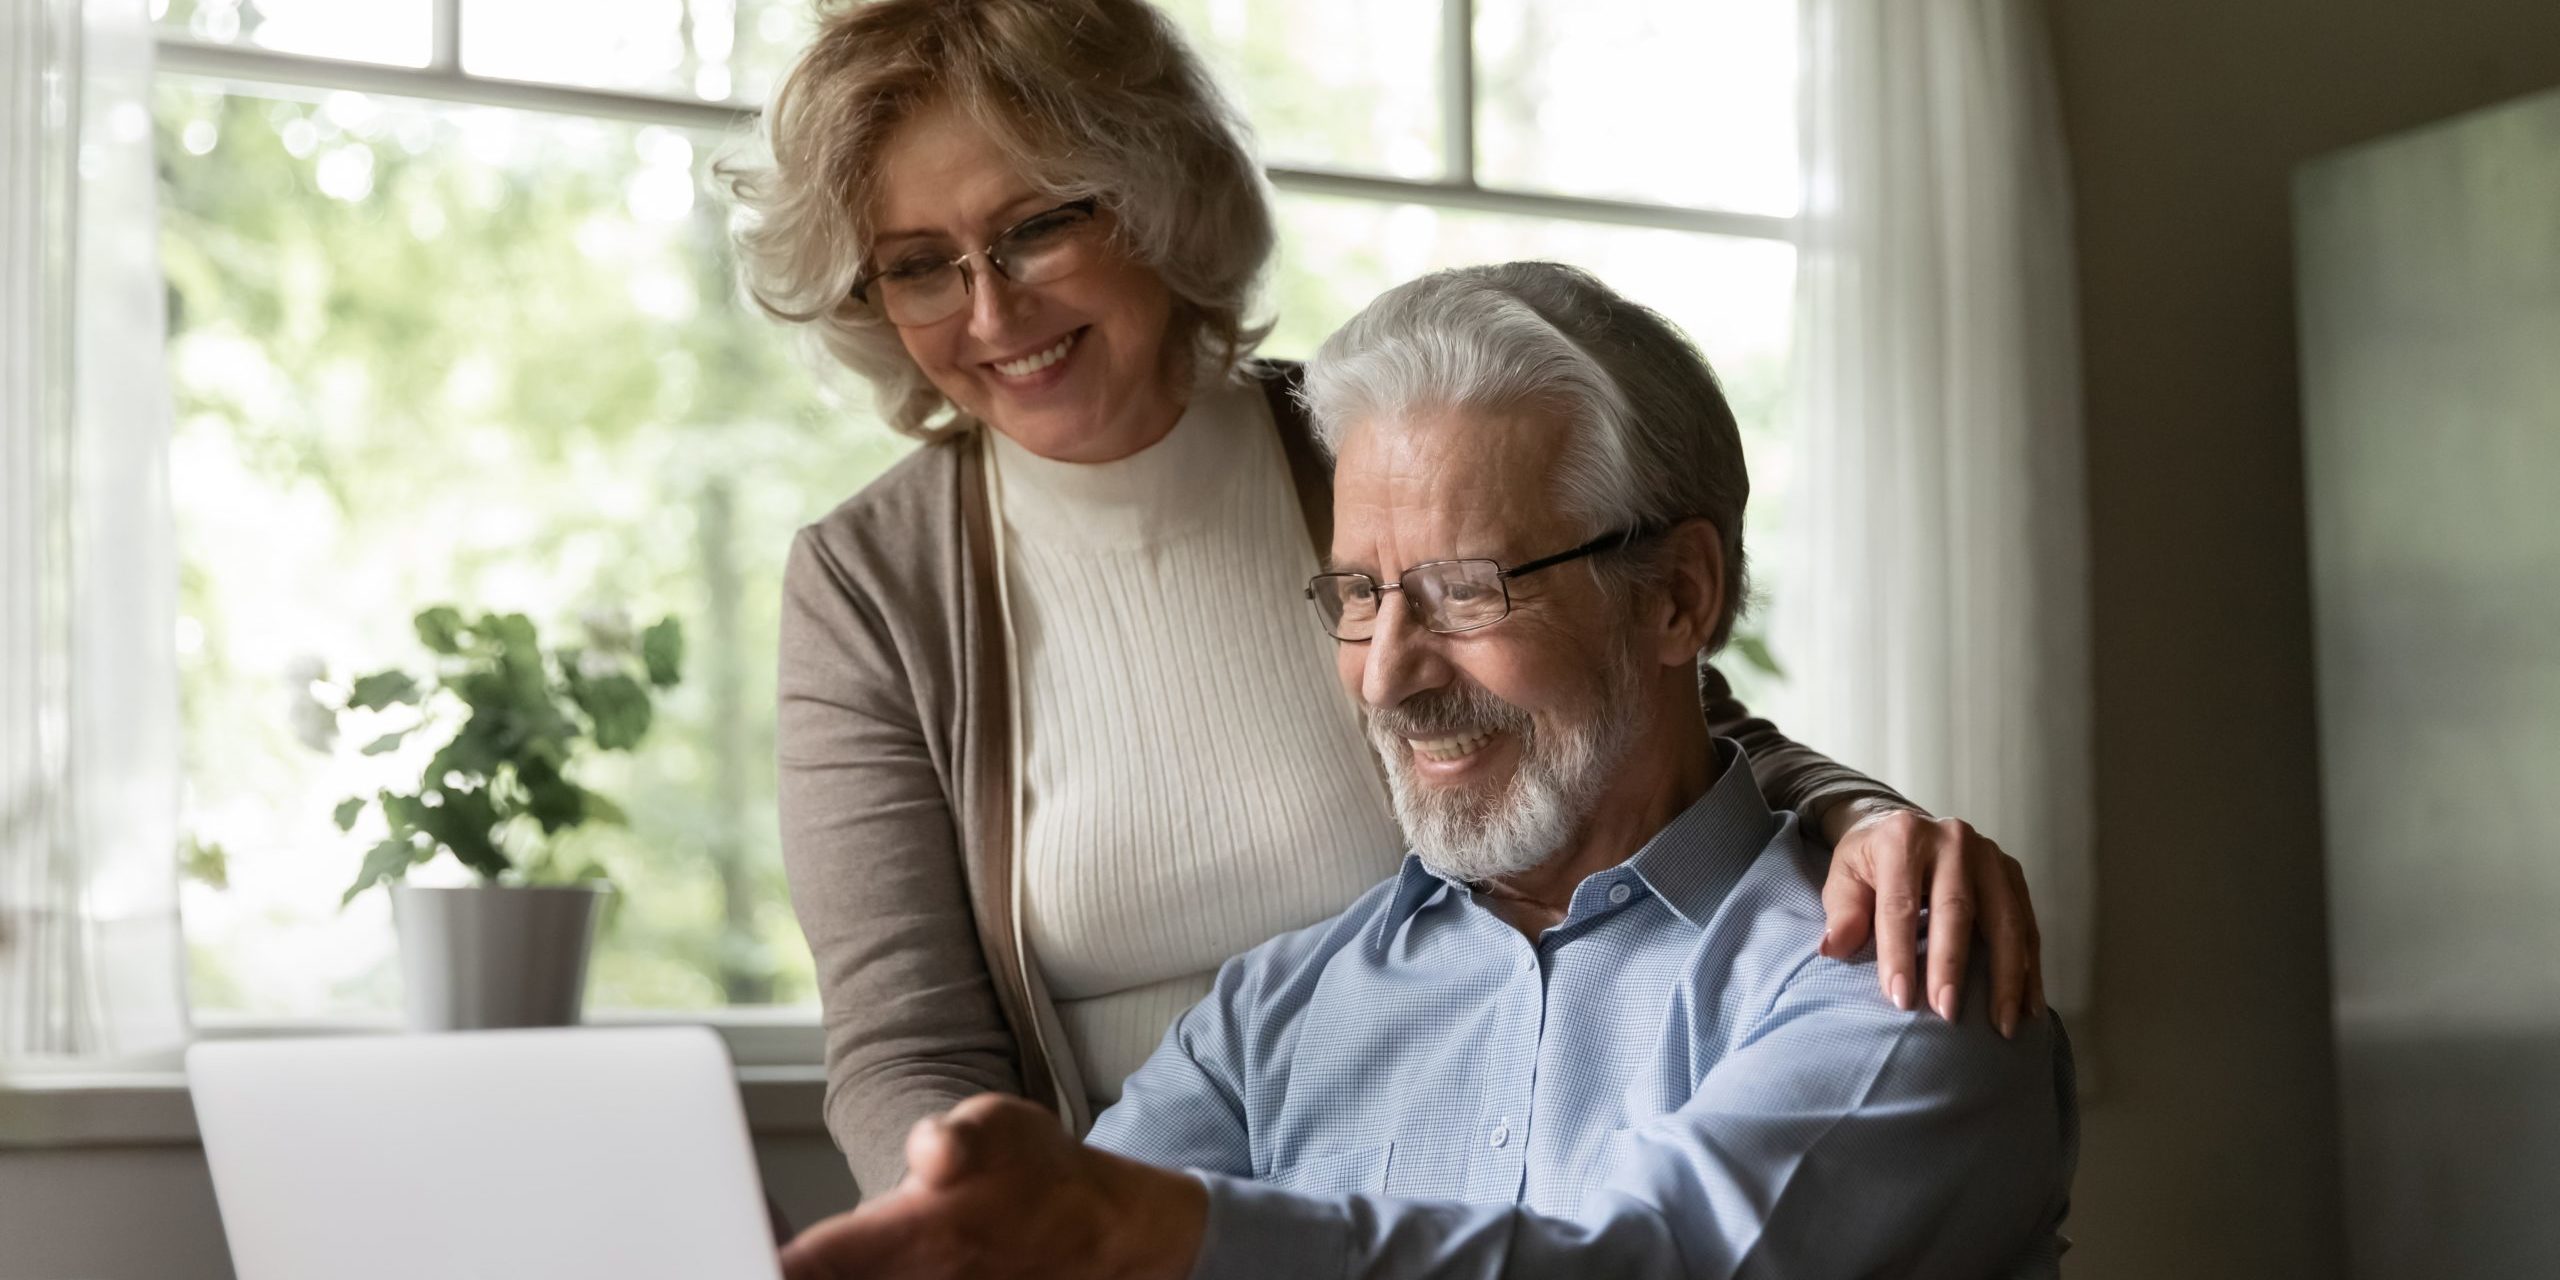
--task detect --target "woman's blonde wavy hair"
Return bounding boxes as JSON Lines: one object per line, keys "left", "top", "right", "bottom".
{"left": 721, "top": 0, "right": 1277, "bottom": 440}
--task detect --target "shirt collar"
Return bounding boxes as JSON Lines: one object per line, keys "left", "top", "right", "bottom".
{"left": 1625, "top": 738, "right": 1785, "bottom": 928}
{"left": 1375, "top": 738, "right": 1786, "bottom": 943}
{"left": 1380, "top": 856, "right": 1453, "bottom": 942}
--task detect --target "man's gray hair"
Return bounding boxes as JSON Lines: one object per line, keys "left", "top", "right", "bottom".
{"left": 1301, "top": 262, "right": 1752, "bottom": 651}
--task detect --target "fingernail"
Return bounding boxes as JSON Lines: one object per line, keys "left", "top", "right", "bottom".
{"left": 1933, "top": 984, "right": 1957, "bottom": 1022}
{"left": 1999, "top": 1006, "right": 2019, "bottom": 1040}
{"left": 1890, "top": 973, "right": 1914, "bottom": 1011}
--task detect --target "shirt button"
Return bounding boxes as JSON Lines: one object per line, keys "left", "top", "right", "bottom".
{"left": 1607, "top": 883, "right": 1633, "bottom": 906}
{"left": 1489, "top": 1121, "right": 1511, "bottom": 1149}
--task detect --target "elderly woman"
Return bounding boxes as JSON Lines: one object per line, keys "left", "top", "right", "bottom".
{"left": 729, "top": 0, "right": 2044, "bottom": 1197}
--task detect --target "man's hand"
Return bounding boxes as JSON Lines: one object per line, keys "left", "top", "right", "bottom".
{"left": 1817, "top": 801, "right": 2045, "bottom": 1038}
{"left": 779, "top": 1094, "right": 1209, "bottom": 1280}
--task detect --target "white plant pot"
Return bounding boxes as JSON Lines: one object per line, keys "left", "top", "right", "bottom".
{"left": 390, "top": 883, "right": 607, "bottom": 1032}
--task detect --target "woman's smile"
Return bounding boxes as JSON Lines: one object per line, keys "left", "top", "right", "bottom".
{"left": 986, "top": 326, "right": 1084, "bottom": 381}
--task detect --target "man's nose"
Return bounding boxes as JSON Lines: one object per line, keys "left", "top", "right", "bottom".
{"left": 1360, "top": 593, "right": 1449, "bottom": 712}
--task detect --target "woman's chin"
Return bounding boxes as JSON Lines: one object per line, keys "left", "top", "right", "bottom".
{"left": 987, "top": 396, "right": 1174, "bottom": 465}
{"left": 986, "top": 403, "right": 1110, "bottom": 461}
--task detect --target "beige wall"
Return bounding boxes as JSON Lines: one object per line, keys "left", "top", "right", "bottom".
{"left": 2043, "top": 1, "right": 2560, "bottom": 1274}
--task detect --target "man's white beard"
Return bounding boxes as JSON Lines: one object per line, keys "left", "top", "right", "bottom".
{"left": 1367, "top": 646, "right": 1646, "bottom": 885}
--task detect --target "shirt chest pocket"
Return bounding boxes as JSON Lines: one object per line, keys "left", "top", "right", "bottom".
{"left": 1268, "top": 1142, "right": 1393, "bottom": 1196}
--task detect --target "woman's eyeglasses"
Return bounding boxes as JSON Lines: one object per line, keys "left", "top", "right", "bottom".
{"left": 851, "top": 199, "right": 1102, "bottom": 327}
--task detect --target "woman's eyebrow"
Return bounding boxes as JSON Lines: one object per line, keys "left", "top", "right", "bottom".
{"left": 871, "top": 194, "right": 1059, "bottom": 252}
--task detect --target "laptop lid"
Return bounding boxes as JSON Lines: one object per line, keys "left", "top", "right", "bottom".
{"left": 186, "top": 1026, "right": 782, "bottom": 1280}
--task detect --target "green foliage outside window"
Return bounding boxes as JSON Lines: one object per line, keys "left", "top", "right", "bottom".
{"left": 156, "top": 83, "right": 908, "bottom": 1013}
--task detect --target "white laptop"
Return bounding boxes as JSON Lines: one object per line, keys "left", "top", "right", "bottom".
{"left": 187, "top": 1026, "right": 784, "bottom": 1280}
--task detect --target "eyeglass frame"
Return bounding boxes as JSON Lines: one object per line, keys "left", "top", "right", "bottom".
{"left": 849, "top": 198, "right": 1102, "bottom": 326}
{"left": 1305, "top": 523, "right": 1660, "bottom": 642}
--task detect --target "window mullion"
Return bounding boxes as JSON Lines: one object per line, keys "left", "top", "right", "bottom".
{"left": 1440, "top": 0, "right": 1475, "bottom": 187}
{"left": 153, "top": 39, "right": 751, "bottom": 134}
{"left": 1267, "top": 164, "right": 1793, "bottom": 241}
{"left": 432, "top": 0, "right": 461, "bottom": 73}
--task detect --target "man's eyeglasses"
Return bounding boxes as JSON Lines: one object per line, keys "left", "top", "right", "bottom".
{"left": 1306, "top": 525, "right": 1655, "bottom": 642}
{"left": 851, "top": 199, "right": 1102, "bottom": 328}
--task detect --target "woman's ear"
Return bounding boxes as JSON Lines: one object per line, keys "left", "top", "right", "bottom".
{"left": 1649, "top": 518, "right": 1726, "bottom": 667}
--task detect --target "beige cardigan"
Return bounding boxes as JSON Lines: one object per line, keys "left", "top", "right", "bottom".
{"left": 775, "top": 362, "right": 1906, "bottom": 1196}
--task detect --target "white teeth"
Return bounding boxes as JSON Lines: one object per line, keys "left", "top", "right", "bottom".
{"left": 1411, "top": 730, "right": 1494, "bottom": 763}
{"left": 993, "top": 331, "right": 1076, "bottom": 378}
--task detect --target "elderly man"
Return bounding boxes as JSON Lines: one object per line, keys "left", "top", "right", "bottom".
{"left": 781, "top": 262, "right": 2077, "bottom": 1279}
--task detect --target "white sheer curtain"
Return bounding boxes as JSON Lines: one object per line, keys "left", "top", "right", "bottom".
{"left": 1, "top": 0, "right": 188, "bottom": 1063}
{"left": 1773, "top": 0, "right": 2095, "bottom": 1014}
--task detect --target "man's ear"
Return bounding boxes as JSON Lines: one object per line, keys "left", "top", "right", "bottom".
{"left": 1648, "top": 518, "right": 1726, "bottom": 667}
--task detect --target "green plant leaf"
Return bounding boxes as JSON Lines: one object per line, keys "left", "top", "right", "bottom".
{"left": 582, "top": 791, "right": 628, "bottom": 826}
{"left": 381, "top": 786, "right": 509, "bottom": 880}
{"left": 1730, "top": 632, "right": 1786, "bottom": 680}
{"left": 376, "top": 785, "right": 413, "bottom": 820}
{"left": 332, "top": 796, "right": 367, "bottom": 831}
{"left": 180, "top": 835, "right": 231, "bottom": 890}
{"left": 428, "top": 729, "right": 501, "bottom": 787}
{"left": 343, "top": 837, "right": 420, "bottom": 906}
{"left": 640, "top": 616, "right": 684, "bottom": 689}
{"left": 378, "top": 790, "right": 430, "bottom": 841}
{"left": 414, "top": 605, "right": 466, "bottom": 655}
{"left": 523, "top": 773, "right": 587, "bottom": 834}
{"left": 424, "top": 786, "right": 510, "bottom": 880}
{"left": 570, "top": 671, "right": 652, "bottom": 751}
{"left": 359, "top": 728, "right": 410, "bottom": 756}
{"left": 485, "top": 611, "right": 539, "bottom": 659}
{"left": 346, "top": 669, "right": 421, "bottom": 711}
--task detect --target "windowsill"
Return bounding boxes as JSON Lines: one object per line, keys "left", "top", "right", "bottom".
{"left": 0, "top": 1010, "right": 831, "bottom": 1150}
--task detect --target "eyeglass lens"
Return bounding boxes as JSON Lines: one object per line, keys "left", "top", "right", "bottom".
{"left": 1310, "top": 560, "right": 1510, "bottom": 640}
{"left": 871, "top": 204, "right": 1096, "bottom": 327}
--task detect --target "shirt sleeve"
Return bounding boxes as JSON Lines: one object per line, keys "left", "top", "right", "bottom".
{"left": 1083, "top": 931, "right": 1298, "bottom": 1180}
{"left": 1088, "top": 894, "right": 1402, "bottom": 1179}
{"left": 1083, "top": 1001, "right": 1257, "bottom": 1179}
{"left": 1179, "top": 959, "right": 2074, "bottom": 1280}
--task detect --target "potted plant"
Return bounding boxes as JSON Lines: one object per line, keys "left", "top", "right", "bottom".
{"left": 316, "top": 605, "right": 683, "bottom": 1031}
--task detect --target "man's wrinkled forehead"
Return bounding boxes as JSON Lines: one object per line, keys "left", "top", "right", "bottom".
{"left": 1326, "top": 407, "right": 1569, "bottom": 571}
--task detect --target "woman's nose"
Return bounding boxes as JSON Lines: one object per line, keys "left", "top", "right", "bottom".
{"left": 963, "top": 258, "right": 1031, "bottom": 341}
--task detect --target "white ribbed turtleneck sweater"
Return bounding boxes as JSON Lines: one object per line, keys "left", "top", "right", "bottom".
{"left": 986, "top": 380, "right": 1405, "bottom": 1109}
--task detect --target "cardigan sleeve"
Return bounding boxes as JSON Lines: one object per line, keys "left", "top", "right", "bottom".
{"left": 776, "top": 525, "right": 1022, "bottom": 1198}
{"left": 1698, "top": 660, "right": 1917, "bottom": 837}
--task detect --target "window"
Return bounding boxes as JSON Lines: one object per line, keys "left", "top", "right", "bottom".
{"left": 157, "top": 0, "right": 1801, "bottom": 1020}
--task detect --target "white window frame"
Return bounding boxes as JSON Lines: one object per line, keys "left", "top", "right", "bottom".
{"left": 142, "top": 0, "right": 1799, "bottom": 1056}
{"left": 153, "top": 0, "right": 1798, "bottom": 238}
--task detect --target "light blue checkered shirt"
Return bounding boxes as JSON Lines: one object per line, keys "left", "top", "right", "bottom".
{"left": 1088, "top": 741, "right": 2077, "bottom": 1279}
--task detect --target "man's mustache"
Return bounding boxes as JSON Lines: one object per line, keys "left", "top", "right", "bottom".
{"left": 1367, "top": 683, "right": 1533, "bottom": 742}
